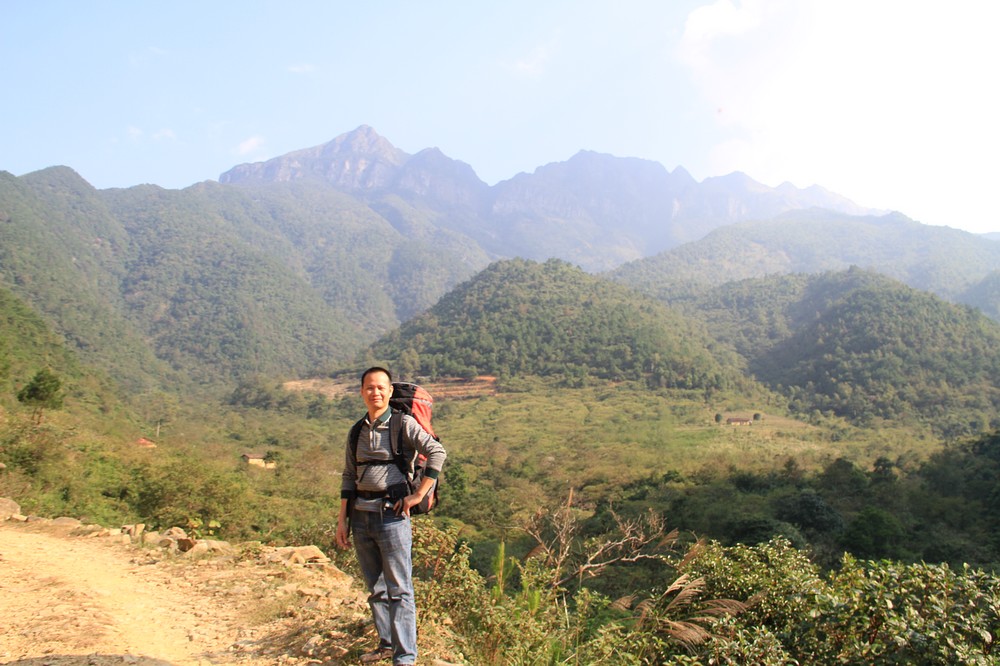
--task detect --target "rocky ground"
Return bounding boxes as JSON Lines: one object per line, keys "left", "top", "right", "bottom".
{"left": 0, "top": 517, "right": 459, "bottom": 665}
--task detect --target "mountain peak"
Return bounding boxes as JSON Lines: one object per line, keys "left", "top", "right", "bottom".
{"left": 218, "top": 125, "right": 408, "bottom": 188}
{"left": 315, "top": 125, "right": 407, "bottom": 163}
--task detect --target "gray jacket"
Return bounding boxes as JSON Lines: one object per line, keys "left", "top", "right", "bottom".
{"left": 341, "top": 410, "right": 446, "bottom": 500}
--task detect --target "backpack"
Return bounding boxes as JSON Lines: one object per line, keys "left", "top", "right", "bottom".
{"left": 349, "top": 381, "right": 440, "bottom": 515}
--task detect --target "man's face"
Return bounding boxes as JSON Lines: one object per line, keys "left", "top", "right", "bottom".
{"left": 361, "top": 371, "right": 393, "bottom": 416}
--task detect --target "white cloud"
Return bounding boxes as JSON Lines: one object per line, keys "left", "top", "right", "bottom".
{"left": 126, "top": 126, "right": 143, "bottom": 140}
{"left": 128, "top": 46, "right": 169, "bottom": 70}
{"left": 288, "top": 63, "right": 317, "bottom": 74}
{"left": 513, "top": 45, "right": 551, "bottom": 77}
{"left": 503, "top": 34, "right": 561, "bottom": 79}
{"left": 236, "top": 136, "right": 266, "bottom": 156}
{"left": 678, "top": 0, "right": 1000, "bottom": 231}
{"left": 152, "top": 128, "right": 176, "bottom": 141}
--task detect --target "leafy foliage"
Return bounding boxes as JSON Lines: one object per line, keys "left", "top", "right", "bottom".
{"left": 412, "top": 507, "right": 1000, "bottom": 664}
{"left": 17, "top": 367, "right": 63, "bottom": 422}
{"left": 682, "top": 539, "right": 1000, "bottom": 665}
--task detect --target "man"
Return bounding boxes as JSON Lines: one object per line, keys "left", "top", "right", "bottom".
{"left": 336, "top": 367, "right": 446, "bottom": 665}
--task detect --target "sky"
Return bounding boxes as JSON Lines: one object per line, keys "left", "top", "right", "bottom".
{"left": 2, "top": 0, "right": 999, "bottom": 234}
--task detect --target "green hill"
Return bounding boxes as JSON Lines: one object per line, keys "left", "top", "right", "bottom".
{"left": 0, "top": 168, "right": 171, "bottom": 394}
{"left": 688, "top": 268, "right": 1000, "bottom": 435}
{"left": 367, "top": 258, "right": 747, "bottom": 391}
{"left": 100, "top": 182, "right": 365, "bottom": 386}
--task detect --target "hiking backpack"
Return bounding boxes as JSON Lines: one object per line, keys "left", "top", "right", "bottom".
{"left": 349, "top": 381, "right": 440, "bottom": 515}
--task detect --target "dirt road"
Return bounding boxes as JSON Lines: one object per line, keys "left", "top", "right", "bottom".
{"left": 0, "top": 520, "right": 363, "bottom": 665}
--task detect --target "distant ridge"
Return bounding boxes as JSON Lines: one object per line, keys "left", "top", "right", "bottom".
{"left": 219, "top": 125, "right": 877, "bottom": 271}
{"left": 611, "top": 208, "right": 1000, "bottom": 312}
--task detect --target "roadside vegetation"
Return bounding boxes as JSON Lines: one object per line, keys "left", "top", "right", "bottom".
{"left": 3, "top": 368, "right": 999, "bottom": 663}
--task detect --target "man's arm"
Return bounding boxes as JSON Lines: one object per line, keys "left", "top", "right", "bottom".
{"left": 335, "top": 498, "right": 351, "bottom": 549}
{"left": 401, "top": 415, "right": 447, "bottom": 473}
{"left": 337, "top": 422, "right": 360, "bottom": 549}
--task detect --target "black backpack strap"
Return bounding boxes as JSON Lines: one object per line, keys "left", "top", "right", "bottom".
{"left": 388, "top": 410, "right": 411, "bottom": 479}
{"left": 349, "top": 417, "right": 365, "bottom": 464}
{"left": 345, "top": 417, "right": 366, "bottom": 515}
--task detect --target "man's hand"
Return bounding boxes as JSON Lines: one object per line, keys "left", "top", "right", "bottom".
{"left": 394, "top": 492, "right": 423, "bottom": 517}
{"left": 335, "top": 517, "right": 351, "bottom": 549}
{"left": 394, "top": 477, "right": 436, "bottom": 516}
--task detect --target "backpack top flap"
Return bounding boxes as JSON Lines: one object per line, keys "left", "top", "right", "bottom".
{"left": 389, "top": 381, "right": 436, "bottom": 439}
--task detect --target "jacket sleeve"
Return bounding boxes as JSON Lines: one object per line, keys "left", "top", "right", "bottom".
{"left": 401, "top": 414, "right": 447, "bottom": 479}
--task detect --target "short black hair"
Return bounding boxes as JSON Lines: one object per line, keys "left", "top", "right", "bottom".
{"left": 361, "top": 366, "right": 393, "bottom": 386}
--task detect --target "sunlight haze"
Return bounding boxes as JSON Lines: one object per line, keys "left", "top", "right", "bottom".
{"left": 2, "top": 0, "right": 998, "bottom": 234}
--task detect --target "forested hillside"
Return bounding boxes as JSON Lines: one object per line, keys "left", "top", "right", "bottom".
{"left": 961, "top": 269, "right": 1000, "bottom": 320}
{"left": 682, "top": 269, "right": 1000, "bottom": 436}
{"left": 0, "top": 169, "right": 171, "bottom": 394}
{"left": 0, "top": 286, "right": 88, "bottom": 404}
{"left": 368, "top": 258, "right": 749, "bottom": 392}
{"left": 0, "top": 167, "right": 488, "bottom": 393}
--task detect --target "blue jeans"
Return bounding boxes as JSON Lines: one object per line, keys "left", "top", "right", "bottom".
{"left": 352, "top": 507, "right": 417, "bottom": 665}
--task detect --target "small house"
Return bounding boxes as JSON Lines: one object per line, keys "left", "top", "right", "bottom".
{"left": 241, "top": 452, "right": 276, "bottom": 469}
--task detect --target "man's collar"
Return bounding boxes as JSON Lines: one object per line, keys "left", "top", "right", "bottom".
{"left": 367, "top": 406, "right": 393, "bottom": 426}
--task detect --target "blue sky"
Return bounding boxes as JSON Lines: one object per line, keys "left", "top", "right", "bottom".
{"left": 3, "top": 1, "right": 998, "bottom": 234}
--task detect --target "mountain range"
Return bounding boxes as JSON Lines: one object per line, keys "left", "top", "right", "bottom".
{"left": 611, "top": 209, "right": 1000, "bottom": 316}
{"left": 2, "top": 125, "right": 1000, "bottom": 412}
{"left": 220, "top": 125, "right": 876, "bottom": 271}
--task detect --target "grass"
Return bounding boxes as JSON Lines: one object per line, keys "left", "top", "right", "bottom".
{"left": 279, "top": 374, "right": 946, "bottom": 483}
{"left": 424, "top": 379, "right": 946, "bottom": 518}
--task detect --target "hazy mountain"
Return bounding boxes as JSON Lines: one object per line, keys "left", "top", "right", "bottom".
{"left": 221, "top": 125, "right": 874, "bottom": 271}
{"left": 610, "top": 209, "right": 1000, "bottom": 316}
{"left": 960, "top": 270, "right": 1000, "bottom": 320}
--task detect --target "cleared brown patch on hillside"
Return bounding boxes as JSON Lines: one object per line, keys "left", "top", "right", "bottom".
{"left": 283, "top": 376, "right": 497, "bottom": 401}
{"left": 282, "top": 378, "right": 354, "bottom": 398}
{"left": 421, "top": 376, "right": 498, "bottom": 399}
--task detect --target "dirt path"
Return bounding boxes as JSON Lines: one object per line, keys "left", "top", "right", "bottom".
{"left": 0, "top": 520, "right": 364, "bottom": 665}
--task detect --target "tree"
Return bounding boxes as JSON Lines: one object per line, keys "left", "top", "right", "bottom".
{"left": 17, "top": 368, "right": 64, "bottom": 423}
